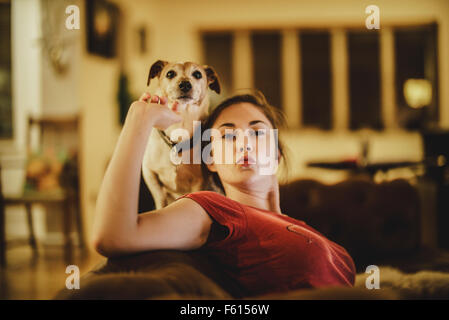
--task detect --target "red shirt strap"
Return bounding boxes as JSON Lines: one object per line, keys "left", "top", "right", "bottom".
{"left": 176, "top": 191, "right": 247, "bottom": 244}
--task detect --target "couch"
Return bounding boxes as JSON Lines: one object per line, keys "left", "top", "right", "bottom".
{"left": 54, "top": 176, "right": 449, "bottom": 300}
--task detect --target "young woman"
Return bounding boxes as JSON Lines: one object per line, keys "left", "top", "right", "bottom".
{"left": 92, "top": 91, "right": 356, "bottom": 297}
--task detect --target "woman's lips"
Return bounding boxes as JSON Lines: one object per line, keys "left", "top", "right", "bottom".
{"left": 237, "top": 155, "right": 256, "bottom": 166}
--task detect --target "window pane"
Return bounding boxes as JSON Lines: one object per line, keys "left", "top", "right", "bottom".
{"left": 300, "top": 31, "right": 332, "bottom": 129}
{"left": 0, "top": 2, "right": 12, "bottom": 139}
{"left": 202, "top": 32, "right": 233, "bottom": 106}
{"left": 395, "top": 24, "right": 439, "bottom": 130}
{"left": 348, "top": 31, "right": 382, "bottom": 130}
{"left": 251, "top": 31, "right": 282, "bottom": 109}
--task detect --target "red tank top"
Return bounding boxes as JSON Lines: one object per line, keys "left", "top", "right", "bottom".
{"left": 176, "top": 191, "right": 356, "bottom": 296}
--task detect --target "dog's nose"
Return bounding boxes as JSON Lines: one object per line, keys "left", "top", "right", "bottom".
{"left": 179, "top": 81, "right": 192, "bottom": 93}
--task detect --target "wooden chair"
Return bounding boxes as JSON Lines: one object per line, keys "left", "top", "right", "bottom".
{"left": 0, "top": 115, "right": 85, "bottom": 267}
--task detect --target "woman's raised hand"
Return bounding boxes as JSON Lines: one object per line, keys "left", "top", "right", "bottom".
{"left": 127, "top": 92, "right": 182, "bottom": 131}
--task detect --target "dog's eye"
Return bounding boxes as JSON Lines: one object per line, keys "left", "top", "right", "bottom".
{"left": 192, "top": 71, "right": 202, "bottom": 79}
{"left": 166, "top": 70, "right": 176, "bottom": 79}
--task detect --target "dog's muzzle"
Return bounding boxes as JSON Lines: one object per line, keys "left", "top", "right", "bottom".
{"left": 179, "top": 81, "right": 192, "bottom": 93}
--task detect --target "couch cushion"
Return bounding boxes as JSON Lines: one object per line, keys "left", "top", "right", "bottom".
{"left": 54, "top": 250, "right": 246, "bottom": 299}
{"left": 280, "top": 178, "right": 421, "bottom": 270}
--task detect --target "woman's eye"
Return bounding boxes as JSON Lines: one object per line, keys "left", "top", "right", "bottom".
{"left": 222, "top": 133, "right": 236, "bottom": 140}
{"left": 192, "top": 71, "right": 202, "bottom": 79}
{"left": 166, "top": 70, "right": 176, "bottom": 79}
{"left": 250, "top": 129, "right": 266, "bottom": 137}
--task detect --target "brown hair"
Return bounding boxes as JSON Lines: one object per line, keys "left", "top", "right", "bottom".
{"left": 201, "top": 90, "right": 289, "bottom": 194}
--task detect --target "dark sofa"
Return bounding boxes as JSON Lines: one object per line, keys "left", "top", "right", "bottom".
{"left": 55, "top": 177, "right": 449, "bottom": 299}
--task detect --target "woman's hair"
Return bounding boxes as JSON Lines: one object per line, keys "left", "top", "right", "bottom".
{"left": 201, "top": 90, "right": 289, "bottom": 194}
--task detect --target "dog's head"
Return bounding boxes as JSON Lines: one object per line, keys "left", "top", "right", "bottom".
{"left": 147, "top": 60, "right": 220, "bottom": 112}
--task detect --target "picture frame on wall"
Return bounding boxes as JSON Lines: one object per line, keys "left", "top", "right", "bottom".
{"left": 86, "top": 0, "right": 119, "bottom": 58}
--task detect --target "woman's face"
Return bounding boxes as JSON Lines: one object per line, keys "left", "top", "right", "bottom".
{"left": 206, "top": 102, "right": 280, "bottom": 189}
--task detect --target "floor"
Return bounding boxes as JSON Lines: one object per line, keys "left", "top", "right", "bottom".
{"left": 0, "top": 243, "right": 103, "bottom": 300}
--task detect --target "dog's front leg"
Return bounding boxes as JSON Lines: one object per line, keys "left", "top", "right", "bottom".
{"left": 142, "top": 168, "right": 167, "bottom": 209}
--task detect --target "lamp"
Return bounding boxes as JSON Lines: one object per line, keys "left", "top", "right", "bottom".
{"left": 94, "top": 7, "right": 112, "bottom": 37}
{"left": 403, "top": 78, "right": 433, "bottom": 109}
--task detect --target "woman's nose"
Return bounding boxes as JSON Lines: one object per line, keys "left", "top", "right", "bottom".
{"left": 237, "top": 131, "right": 254, "bottom": 152}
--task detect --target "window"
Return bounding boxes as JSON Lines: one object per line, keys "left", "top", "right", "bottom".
{"left": 201, "top": 24, "right": 440, "bottom": 131}
{"left": 348, "top": 30, "right": 382, "bottom": 130}
{"left": 300, "top": 31, "right": 332, "bottom": 129}
{"left": 395, "top": 24, "right": 439, "bottom": 130}
{"left": 251, "top": 31, "right": 282, "bottom": 109}
{"left": 202, "top": 32, "right": 233, "bottom": 106}
{"left": 0, "top": 2, "right": 12, "bottom": 139}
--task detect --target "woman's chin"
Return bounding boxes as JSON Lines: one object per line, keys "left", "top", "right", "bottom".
{"left": 236, "top": 164, "right": 269, "bottom": 180}
{"left": 237, "top": 163, "right": 257, "bottom": 170}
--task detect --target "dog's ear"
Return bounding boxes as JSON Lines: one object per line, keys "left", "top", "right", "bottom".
{"left": 147, "top": 60, "right": 168, "bottom": 86}
{"left": 203, "top": 65, "right": 221, "bottom": 94}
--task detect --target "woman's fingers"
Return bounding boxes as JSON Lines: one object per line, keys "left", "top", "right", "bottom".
{"left": 160, "top": 96, "right": 168, "bottom": 105}
{"left": 139, "top": 93, "right": 169, "bottom": 106}
{"left": 139, "top": 92, "right": 151, "bottom": 102}
{"left": 132, "top": 93, "right": 180, "bottom": 130}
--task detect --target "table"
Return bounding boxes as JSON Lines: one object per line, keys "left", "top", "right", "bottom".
{"left": 0, "top": 188, "right": 79, "bottom": 267}
{"left": 307, "top": 159, "right": 424, "bottom": 177}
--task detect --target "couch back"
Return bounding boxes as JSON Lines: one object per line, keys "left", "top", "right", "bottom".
{"left": 279, "top": 178, "right": 421, "bottom": 270}
{"left": 137, "top": 173, "right": 421, "bottom": 271}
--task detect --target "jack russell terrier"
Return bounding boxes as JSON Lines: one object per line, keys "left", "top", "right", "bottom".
{"left": 142, "top": 60, "right": 221, "bottom": 209}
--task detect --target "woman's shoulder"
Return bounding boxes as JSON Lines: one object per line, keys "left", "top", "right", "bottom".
{"left": 177, "top": 190, "right": 238, "bottom": 207}
{"left": 176, "top": 191, "right": 245, "bottom": 220}
{"left": 176, "top": 191, "right": 247, "bottom": 243}
{"left": 183, "top": 190, "right": 227, "bottom": 200}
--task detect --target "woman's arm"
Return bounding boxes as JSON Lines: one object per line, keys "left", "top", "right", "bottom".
{"left": 91, "top": 94, "right": 212, "bottom": 257}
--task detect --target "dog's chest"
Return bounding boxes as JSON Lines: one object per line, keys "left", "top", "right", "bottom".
{"left": 145, "top": 131, "right": 203, "bottom": 193}
{"left": 157, "top": 157, "right": 203, "bottom": 194}
{"left": 173, "top": 162, "right": 203, "bottom": 193}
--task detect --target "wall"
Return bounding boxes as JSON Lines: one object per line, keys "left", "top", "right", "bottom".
{"left": 2, "top": 0, "right": 45, "bottom": 242}
{"left": 3, "top": 0, "right": 82, "bottom": 244}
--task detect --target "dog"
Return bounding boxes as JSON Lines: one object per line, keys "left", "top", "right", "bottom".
{"left": 142, "top": 60, "right": 221, "bottom": 209}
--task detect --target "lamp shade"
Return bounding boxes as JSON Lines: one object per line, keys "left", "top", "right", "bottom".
{"left": 403, "top": 78, "right": 432, "bottom": 109}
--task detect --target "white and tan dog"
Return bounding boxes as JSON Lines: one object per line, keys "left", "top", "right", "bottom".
{"left": 142, "top": 60, "right": 221, "bottom": 209}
